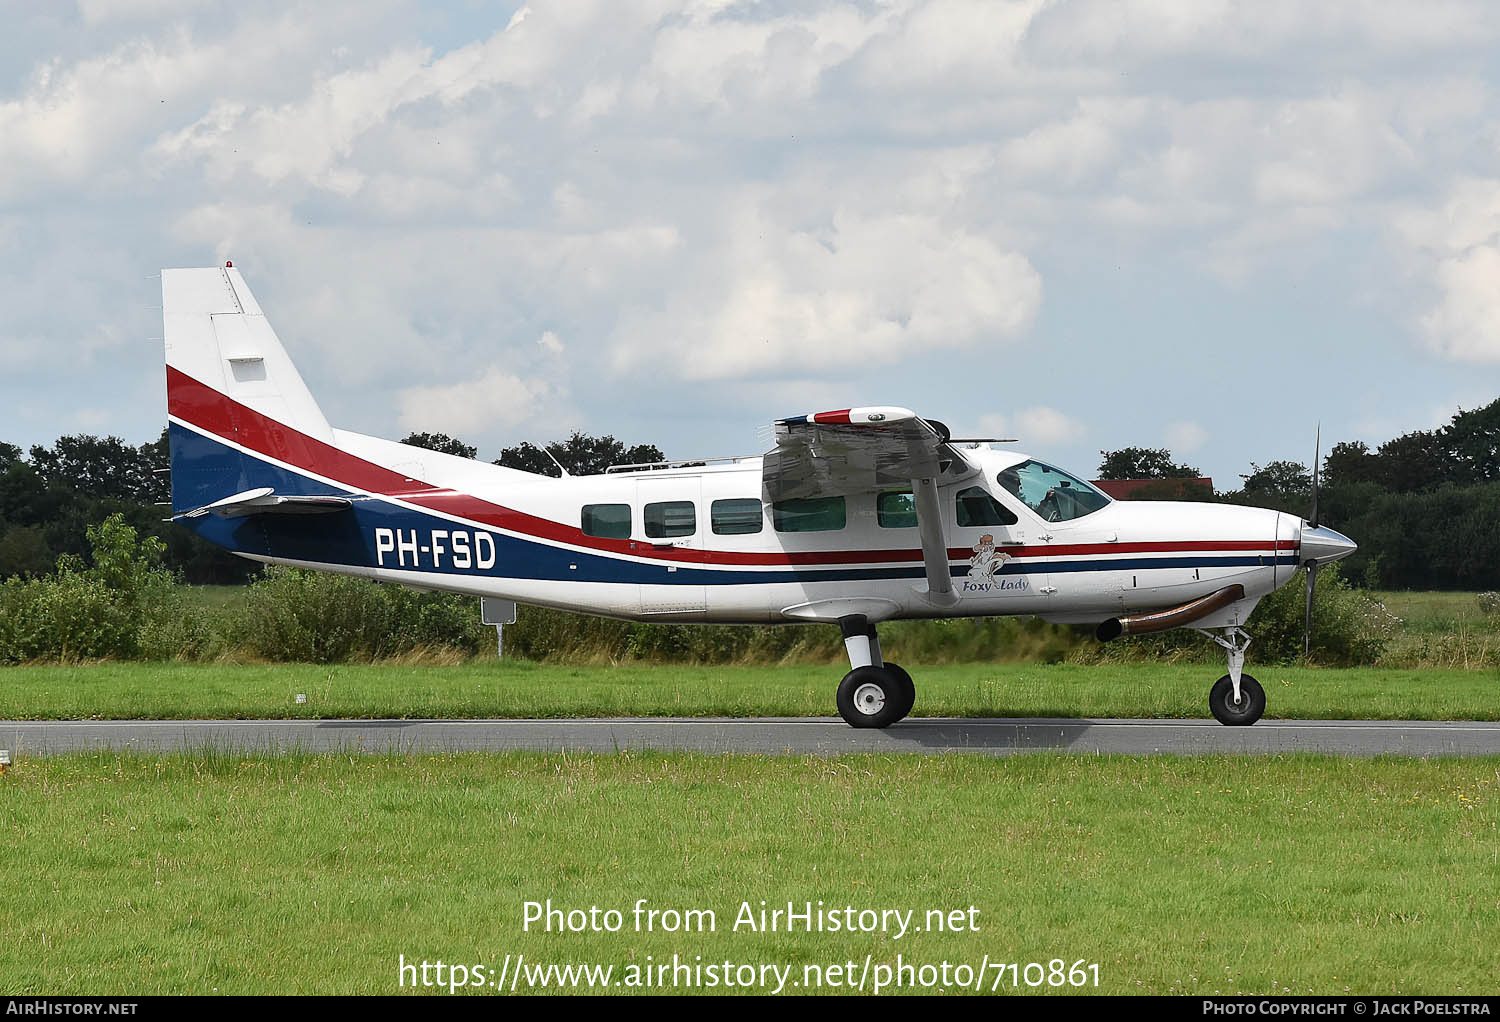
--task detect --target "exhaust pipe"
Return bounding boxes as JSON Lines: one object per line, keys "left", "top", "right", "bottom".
{"left": 1096, "top": 584, "right": 1246, "bottom": 642}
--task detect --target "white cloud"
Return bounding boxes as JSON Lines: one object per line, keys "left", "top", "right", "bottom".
{"left": 1397, "top": 177, "right": 1500, "bottom": 254}
{"left": 975, "top": 413, "right": 1010, "bottom": 439}
{"left": 1014, "top": 406, "right": 1084, "bottom": 446}
{"left": 150, "top": 46, "right": 436, "bottom": 192}
{"left": 1028, "top": 0, "right": 1500, "bottom": 61}
{"left": 611, "top": 206, "right": 1041, "bottom": 380}
{"left": 0, "top": 31, "right": 206, "bottom": 197}
{"left": 1398, "top": 178, "right": 1500, "bottom": 363}
{"left": 396, "top": 363, "right": 551, "bottom": 437}
{"left": 1421, "top": 245, "right": 1500, "bottom": 362}
{"left": 1165, "top": 420, "right": 1209, "bottom": 454}
{"left": 75, "top": 0, "right": 204, "bottom": 26}
{"left": 852, "top": 0, "right": 1055, "bottom": 93}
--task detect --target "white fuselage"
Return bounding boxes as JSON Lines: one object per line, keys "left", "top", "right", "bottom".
{"left": 227, "top": 432, "right": 1296, "bottom": 629}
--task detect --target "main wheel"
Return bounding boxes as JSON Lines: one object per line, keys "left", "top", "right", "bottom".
{"left": 882, "top": 662, "right": 916, "bottom": 721}
{"left": 836, "top": 666, "right": 906, "bottom": 729}
{"left": 1209, "top": 673, "right": 1265, "bottom": 726}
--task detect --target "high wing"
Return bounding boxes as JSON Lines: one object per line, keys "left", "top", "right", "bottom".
{"left": 762, "top": 406, "right": 977, "bottom": 607}
{"left": 761, "top": 407, "right": 956, "bottom": 502}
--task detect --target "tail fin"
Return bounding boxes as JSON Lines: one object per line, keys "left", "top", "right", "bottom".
{"left": 163, "top": 265, "right": 335, "bottom": 514}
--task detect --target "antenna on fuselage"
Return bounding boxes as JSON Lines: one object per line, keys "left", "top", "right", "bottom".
{"left": 541, "top": 446, "right": 571, "bottom": 477}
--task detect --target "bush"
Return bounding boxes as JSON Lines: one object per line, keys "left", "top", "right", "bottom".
{"left": 1082, "top": 564, "right": 1394, "bottom": 667}
{"left": 1247, "top": 563, "right": 1396, "bottom": 665}
{"left": 137, "top": 602, "right": 223, "bottom": 662}
{"left": 232, "top": 567, "right": 488, "bottom": 662}
{"left": 0, "top": 572, "right": 136, "bottom": 661}
{"left": 0, "top": 513, "right": 185, "bottom": 662}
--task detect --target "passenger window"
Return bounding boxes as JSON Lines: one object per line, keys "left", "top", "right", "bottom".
{"left": 955, "top": 486, "right": 1017, "bottom": 527}
{"left": 711, "top": 498, "right": 764, "bottom": 535}
{"left": 877, "top": 491, "right": 917, "bottom": 528}
{"left": 772, "top": 496, "right": 846, "bottom": 532}
{"left": 581, "top": 503, "right": 631, "bottom": 539}
{"left": 645, "top": 500, "right": 696, "bottom": 538}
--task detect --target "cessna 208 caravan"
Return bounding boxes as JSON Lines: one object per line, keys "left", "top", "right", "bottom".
{"left": 163, "top": 265, "right": 1356, "bottom": 728}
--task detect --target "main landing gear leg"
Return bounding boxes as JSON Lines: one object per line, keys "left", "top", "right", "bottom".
{"left": 1199, "top": 626, "right": 1265, "bottom": 726}
{"left": 834, "top": 614, "right": 915, "bottom": 729}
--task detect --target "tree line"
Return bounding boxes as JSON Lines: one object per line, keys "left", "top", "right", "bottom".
{"left": 0, "top": 431, "right": 255, "bottom": 584}
{"left": 3, "top": 398, "right": 1494, "bottom": 589}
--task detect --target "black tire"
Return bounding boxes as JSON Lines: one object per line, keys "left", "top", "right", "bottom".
{"left": 836, "top": 666, "right": 905, "bottom": 729}
{"left": 1209, "top": 673, "right": 1265, "bottom": 726}
{"left": 882, "top": 662, "right": 916, "bottom": 721}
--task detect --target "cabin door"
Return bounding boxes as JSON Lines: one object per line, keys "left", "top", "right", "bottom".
{"left": 632, "top": 476, "right": 708, "bottom": 618}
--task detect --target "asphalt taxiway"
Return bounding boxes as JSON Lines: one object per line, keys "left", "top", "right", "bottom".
{"left": 3, "top": 717, "right": 1499, "bottom": 758}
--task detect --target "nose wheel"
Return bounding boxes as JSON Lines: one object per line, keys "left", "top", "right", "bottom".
{"left": 1209, "top": 673, "right": 1265, "bottom": 726}
{"left": 1198, "top": 625, "right": 1265, "bottom": 726}
{"left": 834, "top": 615, "right": 915, "bottom": 728}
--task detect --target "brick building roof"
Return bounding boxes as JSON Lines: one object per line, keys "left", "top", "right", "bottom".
{"left": 1092, "top": 477, "right": 1215, "bottom": 500}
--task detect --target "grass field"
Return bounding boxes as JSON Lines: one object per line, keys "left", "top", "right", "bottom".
{"left": 2, "top": 660, "right": 1499, "bottom": 721}
{"left": 1, "top": 751, "right": 1495, "bottom": 995}
{"left": 1372, "top": 590, "right": 1497, "bottom": 628}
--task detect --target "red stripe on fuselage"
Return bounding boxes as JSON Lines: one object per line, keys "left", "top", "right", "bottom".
{"left": 168, "top": 367, "right": 1295, "bottom": 568}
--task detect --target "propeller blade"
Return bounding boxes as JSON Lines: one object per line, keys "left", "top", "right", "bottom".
{"left": 1309, "top": 423, "right": 1321, "bottom": 529}
{"left": 1304, "top": 425, "right": 1325, "bottom": 658}
{"left": 1303, "top": 563, "right": 1318, "bottom": 657}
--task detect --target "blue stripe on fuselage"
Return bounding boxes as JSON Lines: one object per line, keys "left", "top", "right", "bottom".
{"left": 170, "top": 423, "right": 1297, "bottom": 586}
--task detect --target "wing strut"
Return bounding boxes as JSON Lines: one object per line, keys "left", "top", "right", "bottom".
{"left": 913, "top": 476, "right": 958, "bottom": 607}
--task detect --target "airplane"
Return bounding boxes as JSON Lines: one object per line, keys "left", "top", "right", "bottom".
{"left": 162, "top": 264, "right": 1357, "bottom": 729}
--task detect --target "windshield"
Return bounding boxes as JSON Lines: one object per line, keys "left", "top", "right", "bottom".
{"left": 996, "top": 460, "right": 1111, "bottom": 522}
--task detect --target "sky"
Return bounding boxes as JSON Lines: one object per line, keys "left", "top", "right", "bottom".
{"left": 2, "top": 0, "right": 1499, "bottom": 487}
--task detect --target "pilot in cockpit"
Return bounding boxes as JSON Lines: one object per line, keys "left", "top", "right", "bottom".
{"left": 997, "top": 461, "right": 1108, "bottom": 523}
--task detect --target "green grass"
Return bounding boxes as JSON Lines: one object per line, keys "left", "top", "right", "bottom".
{"left": 1, "top": 751, "right": 1495, "bottom": 995}
{"left": 2, "top": 660, "right": 1498, "bottom": 721}
{"left": 1371, "top": 590, "right": 1495, "bottom": 628}
{"left": 178, "top": 584, "right": 250, "bottom": 611}
{"left": 1362, "top": 591, "right": 1500, "bottom": 669}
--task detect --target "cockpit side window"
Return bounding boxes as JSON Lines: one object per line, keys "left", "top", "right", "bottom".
{"left": 996, "top": 460, "right": 1111, "bottom": 522}
{"left": 955, "top": 486, "right": 1017, "bottom": 527}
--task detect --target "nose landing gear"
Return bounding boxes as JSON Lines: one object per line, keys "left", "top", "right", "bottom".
{"left": 1199, "top": 626, "right": 1265, "bottom": 726}
{"left": 834, "top": 615, "right": 915, "bottom": 729}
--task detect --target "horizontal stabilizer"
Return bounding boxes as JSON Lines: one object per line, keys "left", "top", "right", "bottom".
{"left": 182, "top": 487, "right": 352, "bottom": 520}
